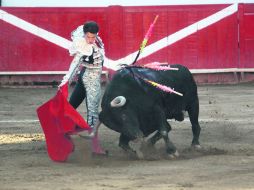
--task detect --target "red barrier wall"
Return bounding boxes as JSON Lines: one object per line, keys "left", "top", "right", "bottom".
{"left": 0, "top": 4, "right": 254, "bottom": 84}
{"left": 239, "top": 4, "right": 254, "bottom": 68}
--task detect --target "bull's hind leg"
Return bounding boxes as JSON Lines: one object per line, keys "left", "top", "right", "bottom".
{"left": 187, "top": 98, "right": 201, "bottom": 149}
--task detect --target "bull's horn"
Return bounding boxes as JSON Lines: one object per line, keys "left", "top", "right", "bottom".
{"left": 110, "top": 96, "right": 126, "bottom": 107}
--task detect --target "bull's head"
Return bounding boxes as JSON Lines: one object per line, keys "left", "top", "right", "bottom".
{"left": 99, "top": 95, "right": 144, "bottom": 140}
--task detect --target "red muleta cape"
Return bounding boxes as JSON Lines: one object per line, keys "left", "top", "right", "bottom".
{"left": 36, "top": 83, "right": 90, "bottom": 162}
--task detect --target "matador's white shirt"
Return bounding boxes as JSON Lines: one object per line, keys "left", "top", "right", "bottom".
{"left": 60, "top": 25, "right": 105, "bottom": 85}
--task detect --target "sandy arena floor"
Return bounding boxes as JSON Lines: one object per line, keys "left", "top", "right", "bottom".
{"left": 0, "top": 83, "right": 253, "bottom": 190}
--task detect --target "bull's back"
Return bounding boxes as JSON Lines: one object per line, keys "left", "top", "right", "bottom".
{"left": 162, "top": 64, "right": 198, "bottom": 116}
{"left": 102, "top": 64, "right": 197, "bottom": 108}
{"left": 163, "top": 64, "right": 196, "bottom": 88}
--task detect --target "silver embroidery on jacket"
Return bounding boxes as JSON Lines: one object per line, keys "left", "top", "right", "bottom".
{"left": 60, "top": 25, "right": 105, "bottom": 128}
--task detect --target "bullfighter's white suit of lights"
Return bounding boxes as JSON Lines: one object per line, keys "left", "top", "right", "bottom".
{"left": 60, "top": 26, "right": 105, "bottom": 128}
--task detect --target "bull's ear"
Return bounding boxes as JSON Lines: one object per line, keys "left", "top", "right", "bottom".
{"left": 110, "top": 96, "right": 126, "bottom": 107}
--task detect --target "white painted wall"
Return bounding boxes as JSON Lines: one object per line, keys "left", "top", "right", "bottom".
{"left": 2, "top": 0, "right": 254, "bottom": 7}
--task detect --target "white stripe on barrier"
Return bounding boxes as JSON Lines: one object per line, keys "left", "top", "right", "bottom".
{"left": 105, "top": 4, "right": 238, "bottom": 70}
{"left": 0, "top": 4, "right": 238, "bottom": 71}
{"left": 104, "top": 4, "right": 238, "bottom": 70}
{"left": 1, "top": 68, "right": 254, "bottom": 75}
{"left": 0, "top": 9, "right": 71, "bottom": 49}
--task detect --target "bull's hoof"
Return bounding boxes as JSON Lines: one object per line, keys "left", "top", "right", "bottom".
{"left": 125, "top": 150, "right": 139, "bottom": 160}
{"left": 167, "top": 150, "right": 180, "bottom": 159}
{"left": 125, "top": 147, "right": 144, "bottom": 160}
{"left": 129, "top": 139, "right": 145, "bottom": 160}
{"left": 139, "top": 141, "right": 160, "bottom": 160}
{"left": 127, "top": 151, "right": 144, "bottom": 160}
{"left": 191, "top": 144, "right": 202, "bottom": 150}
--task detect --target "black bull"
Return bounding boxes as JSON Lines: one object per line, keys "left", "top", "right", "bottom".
{"left": 99, "top": 64, "right": 201, "bottom": 157}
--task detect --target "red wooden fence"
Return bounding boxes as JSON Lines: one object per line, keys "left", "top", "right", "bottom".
{"left": 0, "top": 4, "right": 253, "bottom": 84}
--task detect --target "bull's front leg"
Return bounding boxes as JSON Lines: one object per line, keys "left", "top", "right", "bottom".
{"left": 119, "top": 134, "right": 144, "bottom": 159}
{"left": 119, "top": 134, "right": 136, "bottom": 153}
{"left": 160, "top": 122, "right": 179, "bottom": 158}
{"left": 147, "top": 128, "right": 179, "bottom": 159}
{"left": 153, "top": 107, "right": 179, "bottom": 158}
{"left": 147, "top": 131, "right": 162, "bottom": 146}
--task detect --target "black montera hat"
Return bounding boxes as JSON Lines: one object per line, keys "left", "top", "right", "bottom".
{"left": 83, "top": 21, "right": 99, "bottom": 34}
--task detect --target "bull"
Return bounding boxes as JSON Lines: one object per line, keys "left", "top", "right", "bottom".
{"left": 98, "top": 64, "right": 201, "bottom": 158}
